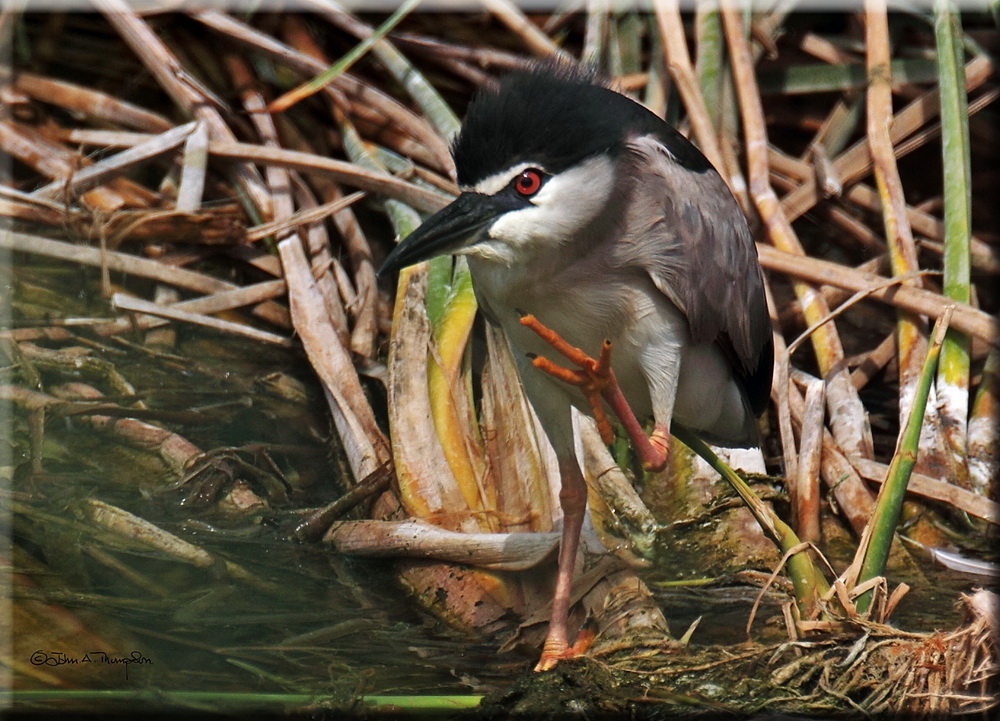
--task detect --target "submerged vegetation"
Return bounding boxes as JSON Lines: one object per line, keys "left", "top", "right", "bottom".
{"left": 2, "top": 3, "right": 997, "bottom": 718}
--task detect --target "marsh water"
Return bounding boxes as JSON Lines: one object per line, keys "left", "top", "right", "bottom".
{"left": 5, "top": 257, "right": 993, "bottom": 716}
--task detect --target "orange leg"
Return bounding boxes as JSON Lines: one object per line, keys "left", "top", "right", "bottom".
{"left": 520, "top": 314, "right": 669, "bottom": 473}
{"left": 534, "top": 457, "right": 594, "bottom": 671}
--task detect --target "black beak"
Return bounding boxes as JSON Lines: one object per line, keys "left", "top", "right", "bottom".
{"left": 378, "top": 192, "right": 516, "bottom": 277}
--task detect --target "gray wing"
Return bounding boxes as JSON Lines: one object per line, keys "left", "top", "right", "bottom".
{"left": 617, "top": 136, "right": 772, "bottom": 411}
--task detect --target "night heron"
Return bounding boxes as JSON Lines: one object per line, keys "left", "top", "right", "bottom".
{"left": 379, "top": 65, "right": 773, "bottom": 671}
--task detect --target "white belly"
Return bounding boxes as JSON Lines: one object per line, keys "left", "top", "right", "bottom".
{"left": 471, "top": 259, "right": 756, "bottom": 447}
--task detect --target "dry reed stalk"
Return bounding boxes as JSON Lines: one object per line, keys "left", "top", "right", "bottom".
{"left": 296, "top": 193, "right": 354, "bottom": 350}
{"left": 0, "top": 274, "right": 290, "bottom": 345}
{"left": 653, "top": 0, "right": 726, "bottom": 175}
{"left": 227, "top": 51, "right": 353, "bottom": 350}
{"left": 776, "top": 255, "right": 888, "bottom": 329}
{"left": 2, "top": 230, "right": 230, "bottom": 295}
{"left": 190, "top": 10, "right": 453, "bottom": 173}
{"left": 756, "top": 244, "right": 997, "bottom": 346}
{"left": 580, "top": 0, "right": 608, "bottom": 67}
{"left": 2, "top": 229, "right": 290, "bottom": 337}
{"left": 219, "top": 249, "right": 279, "bottom": 285}
{"left": 795, "top": 377, "right": 824, "bottom": 544}
{"left": 780, "top": 54, "right": 995, "bottom": 224}
{"left": 175, "top": 121, "right": 208, "bottom": 212}
{"left": 218, "top": 40, "right": 392, "bottom": 484}
{"left": 864, "top": 0, "right": 957, "bottom": 490}
{"left": 140, "top": 281, "right": 181, "bottom": 347}
{"left": 797, "top": 30, "right": 857, "bottom": 66}
{"left": 768, "top": 149, "right": 998, "bottom": 274}
{"left": 850, "top": 456, "right": 997, "bottom": 523}
{"left": 207, "top": 141, "right": 449, "bottom": 213}
{"left": 274, "top": 131, "right": 381, "bottom": 360}
{"left": 721, "top": 0, "right": 874, "bottom": 474}
{"left": 0, "top": 193, "right": 85, "bottom": 225}
{"left": 111, "top": 293, "right": 291, "bottom": 347}
{"left": 0, "top": 280, "right": 291, "bottom": 342}
{"left": 768, "top": 285, "right": 799, "bottom": 491}
{"left": 44, "top": 127, "right": 187, "bottom": 150}
{"left": 155, "top": 280, "right": 287, "bottom": 324}
{"left": 784, "top": 374, "right": 876, "bottom": 536}
{"left": 244, "top": 192, "right": 365, "bottom": 242}
{"left": 94, "top": 0, "right": 272, "bottom": 217}
{"left": 278, "top": 228, "right": 391, "bottom": 485}
{"left": 341, "top": 211, "right": 383, "bottom": 361}
{"left": 279, "top": 16, "right": 399, "bottom": 360}
{"left": 391, "top": 31, "right": 525, "bottom": 74}
{"left": 13, "top": 71, "right": 173, "bottom": 132}
{"left": 327, "top": 520, "right": 560, "bottom": 570}
{"left": 31, "top": 121, "right": 197, "bottom": 201}
{"left": 482, "top": 0, "right": 574, "bottom": 61}
{"left": 0, "top": 120, "right": 151, "bottom": 210}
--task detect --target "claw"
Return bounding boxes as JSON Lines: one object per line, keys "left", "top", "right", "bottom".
{"left": 534, "top": 629, "right": 596, "bottom": 672}
{"left": 518, "top": 313, "right": 669, "bottom": 470}
{"left": 520, "top": 315, "right": 616, "bottom": 444}
{"left": 520, "top": 314, "right": 603, "bottom": 372}
{"left": 645, "top": 424, "right": 670, "bottom": 472}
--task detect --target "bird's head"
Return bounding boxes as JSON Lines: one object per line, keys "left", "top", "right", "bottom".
{"left": 378, "top": 65, "right": 710, "bottom": 275}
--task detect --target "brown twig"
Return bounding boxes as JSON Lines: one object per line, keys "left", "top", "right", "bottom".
{"left": 13, "top": 71, "right": 173, "bottom": 132}
{"left": 757, "top": 243, "right": 998, "bottom": 346}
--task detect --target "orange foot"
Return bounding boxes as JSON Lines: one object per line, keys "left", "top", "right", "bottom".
{"left": 519, "top": 314, "right": 669, "bottom": 473}
{"left": 534, "top": 629, "right": 596, "bottom": 672}
{"left": 519, "top": 314, "right": 617, "bottom": 444}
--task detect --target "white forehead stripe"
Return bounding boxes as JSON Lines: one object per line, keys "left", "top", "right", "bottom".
{"left": 468, "top": 162, "right": 546, "bottom": 195}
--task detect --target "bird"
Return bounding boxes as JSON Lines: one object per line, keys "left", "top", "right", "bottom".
{"left": 378, "top": 65, "right": 773, "bottom": 672}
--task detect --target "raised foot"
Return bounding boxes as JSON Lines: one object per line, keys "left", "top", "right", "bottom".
{"left": 518, "top": 313, "right": 670, "bottom": 472}
{"left": 519, "top": 314, "right": 617, "bottom": 444}
{"left": 533, "top": 629, "right": 596, "bottom": 672}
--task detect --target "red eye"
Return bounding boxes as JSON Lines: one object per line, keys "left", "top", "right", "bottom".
{"left": 514, "top": 169, "right": 543, "bottom": 197}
